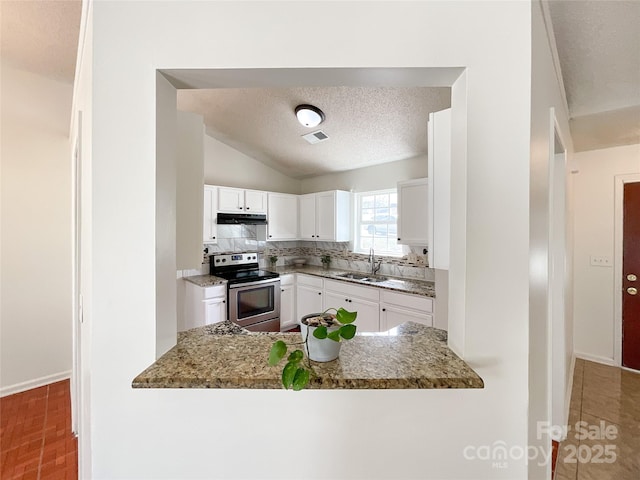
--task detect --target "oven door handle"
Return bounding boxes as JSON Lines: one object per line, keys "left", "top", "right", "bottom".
{"left": 228, "top": 278, "right": 281, "bottom": 289}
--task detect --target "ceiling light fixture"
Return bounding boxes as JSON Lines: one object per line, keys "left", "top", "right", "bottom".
{"left": 295, "top": 104, "right": 325, "bottom": 128}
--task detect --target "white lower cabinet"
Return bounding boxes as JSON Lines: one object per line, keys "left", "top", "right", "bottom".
{"left": 204, "top": 296, "right": 226, "bottom": 325}
{"left": 279, "top": 274, "right": 296, "bottom": 331}
{"left": 184, "top": 282, "right": 227, "bottom": 331}
{"left": 380, "top": 290, "right": 434, "bottom": 330}
{"left": 296, "top": 274, "right": 324, "bottom": 322}
{"left": 324, "top": 279, "right": 380, "bottom": 332}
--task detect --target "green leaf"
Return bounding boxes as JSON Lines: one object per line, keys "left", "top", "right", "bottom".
{"left": 313, "top": 325, "right": 328, "bottom": 339}
{"left": 288, "top": 349, "right": 303, "bottom": 363}
{"left": 268, "top": 340, "right": 287, "bottom": 366}
{"left": 339, "top": 324, "right": 357, "bottom": 340}
{"left": 327, "top": 329, "right": 341, "bottom": 342}
{"left": 336, "top": 308, "right": 357, "bottom": 325}
{"left": 292, "top": 368, "right": 310, "bottom": 391}
{"left": 282, "top": 361, "right": 298, "bottom": 389}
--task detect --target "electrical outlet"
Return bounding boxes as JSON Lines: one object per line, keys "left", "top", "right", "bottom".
{"left": 590, "top": 256, "right": 612, "bottom": 267}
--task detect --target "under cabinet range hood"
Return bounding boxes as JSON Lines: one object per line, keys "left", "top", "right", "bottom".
{"left": 217, "top": 213, "right": 268, "bottom": 225}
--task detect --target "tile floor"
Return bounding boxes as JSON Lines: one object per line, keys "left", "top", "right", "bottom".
{"left": 555, "top": 359, "right": 640, "bottom": 479}
{"left": 1, "top": 380, "right": 77, "bottom": 480}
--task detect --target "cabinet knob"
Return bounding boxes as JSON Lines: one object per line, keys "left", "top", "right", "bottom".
{"left": 222, "top": 300, "right": 225, "bottom": 303}
{"left": 282, "top": 289, "right": 284, "bottom": 292}
{"left": 211, "top": 236, "right": 216, "bottom": 239}
{"left": 269, "top": 235, "right": 272, "bottom": 238}
{"left": 246, "top": 207, "right": 250, "bottom": 210}
{"left": 398, "top": 238, "right": 401, "bottom": 241}
{"left": 318, "top": 292, "right": 321, "bottom": 295}
{"left": 239, "top": 207, "right": 243, "bottom": 210}
{"left": 382, "top": 308, "right": 386, "bottom": 312}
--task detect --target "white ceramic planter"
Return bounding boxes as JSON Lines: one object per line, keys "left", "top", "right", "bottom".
{"left": 300, "top": 314, "right": 342, "bottom": 362}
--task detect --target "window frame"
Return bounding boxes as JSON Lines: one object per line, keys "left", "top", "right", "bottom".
{"left": 353, "top": 188, "right": 404, "bottom": 257}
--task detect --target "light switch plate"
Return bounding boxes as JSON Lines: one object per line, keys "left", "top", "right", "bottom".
{"left": 590, "top": 256, "right": 612, "bottom": 267}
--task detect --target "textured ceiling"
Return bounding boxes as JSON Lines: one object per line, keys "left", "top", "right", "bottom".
{"left": 178, "top": 86, "right": 451, "bottom": 178}
{"left": 548, "top": 0, "right": 640, "bottom": 151}
{"left": 0, "top": 0, "right": 81, "bottom": 83}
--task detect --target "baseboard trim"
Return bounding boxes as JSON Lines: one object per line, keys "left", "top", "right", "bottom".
{"left": 574, "top": 351, "right": 616, "bottom": 366}
{"left": 0, "top": 371, "right": 71, "bottom": 398}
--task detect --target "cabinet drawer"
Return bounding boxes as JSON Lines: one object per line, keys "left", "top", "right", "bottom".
{"left": 297, "top": 274, "right": 323, "bottom": 288}
{"left": 380, "top": 290, "right": 433, "bottom": 313}
{"left": 203, "top": 285, "right": 226, "bottom": 299}
{"left": 324, "top": 279, "right": 380, "bottom": 302}
{"left": 280, "top": 274, "right": 294, "bottom": 286}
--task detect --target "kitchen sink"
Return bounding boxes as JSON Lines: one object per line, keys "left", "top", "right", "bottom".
{"left": 336, "top": 273, "right": 370, "bottom": 280}
{"left": 362, "top": 276, "right": 388, "bottom": 283}
{"left": 336, "top": 273, "right": 389, "bottom": 283}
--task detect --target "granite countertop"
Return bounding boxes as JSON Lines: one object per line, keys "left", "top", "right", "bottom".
{"left": 132, "top": 321, "right": 483, "bottom": 390}
{"left": 183, "top": 274, "right": 227, "bottom": 287}
{"left": 270, "top": 265, "right": 436, "bottom": 298}
{"left": 183, "top": 266, "right": 435, "bottom": 297}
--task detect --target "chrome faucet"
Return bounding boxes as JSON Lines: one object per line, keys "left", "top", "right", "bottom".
{"left": 369, "top": 247, "right": 382, "bottom": 275}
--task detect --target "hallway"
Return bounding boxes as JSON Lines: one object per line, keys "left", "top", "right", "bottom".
{"left": 555, "top": 359, "right": 640, "bottom": 479}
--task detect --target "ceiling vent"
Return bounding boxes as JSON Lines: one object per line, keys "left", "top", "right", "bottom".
{"left": 302, "top": 130, "right": 329, "bottom": 145}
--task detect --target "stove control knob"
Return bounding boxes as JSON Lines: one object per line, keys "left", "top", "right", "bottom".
{"left": 215, "top": 259, "right": 220, "bottom": 263}
{"left": 222, "top": 259, "right": 227, "bottom": 263}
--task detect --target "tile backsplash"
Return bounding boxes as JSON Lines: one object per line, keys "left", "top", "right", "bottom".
{"left": 201, "top": 226, "right": 433, "bottom": 281}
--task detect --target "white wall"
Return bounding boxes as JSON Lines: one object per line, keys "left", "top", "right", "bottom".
{"left": 0, "top": 62, "right": 73, "bottom": 395}
{"left": 85, "top": 1, "right": 536, "bottom": 478}
{"left": 204, "top": 134, "right": 300, "bottom": 194}
{"left": 573, "top": 143, "right": 640, "bottom": 363}
{"left": 300, "top": 155, "right": 427, "bottom": 193}
{"left": 529, "top": 2, "right": 574, "bottom": 475}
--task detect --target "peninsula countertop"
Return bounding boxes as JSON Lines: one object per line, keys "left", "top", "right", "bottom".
{"left": 132, "top": 321, "right": 483, "bottom": 390}
{"left": 184, "top": 265, "right": 435, "bottom": 298}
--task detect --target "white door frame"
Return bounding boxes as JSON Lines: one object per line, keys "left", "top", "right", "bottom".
{"left": 613, "top": 173, "right": 640, "bottom": 367}
{"left": 71, "top": 111, "right": 83, "bottom": 436}
{"left": 548, "top": 107, "right": 569, "bottom": 439}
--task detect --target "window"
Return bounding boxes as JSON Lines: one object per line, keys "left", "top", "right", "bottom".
{"left": 355, "top": 189, "right": 403, "bottom": 256}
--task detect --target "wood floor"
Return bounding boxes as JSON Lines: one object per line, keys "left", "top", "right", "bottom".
{"left": 1, "top": 380, "right": 77, "bottom": 480}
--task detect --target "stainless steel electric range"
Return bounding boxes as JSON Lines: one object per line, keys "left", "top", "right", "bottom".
{"left": 210, "top": 252, "right": 281, "bottom": 332}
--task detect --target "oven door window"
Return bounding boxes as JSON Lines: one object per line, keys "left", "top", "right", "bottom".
{"left": 237, "top": 285, "right": 275, "bottom": 319}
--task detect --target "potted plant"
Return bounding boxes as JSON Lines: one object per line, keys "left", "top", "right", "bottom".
{"left": 268, "top": 255, "right": 278, "bottom": 268}
{"left": 268, "top": 307, "right": 357, "bottom": 390}
{"left": 320, "top": 254, "right": 331, "bottom": 269}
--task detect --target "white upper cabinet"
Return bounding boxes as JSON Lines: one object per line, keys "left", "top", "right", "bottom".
{"left": 397, "top": 178, "right": 429, "bottom": 246}
{"left": 267, "top": 193, "right": 298, "bottom": 241}
{"left": 217, "top": 186, "right": 267, "bottom": 214}
{"left": 299, "top": 191, "right": 351, "bottom": 242}
{"left": 299, "top": 194, "right": 317, "bottom": 240}
{"left": 203, "top": 185, "right": 218, "bottom": 244}
{"left": 217, "top": 187, "right": 245, "bottom": 212}
{"left": 244, "top": 190, "right": 267, "bottom": 213}
{"left": 427, "top": 108, "right": 451, "bottom": 269}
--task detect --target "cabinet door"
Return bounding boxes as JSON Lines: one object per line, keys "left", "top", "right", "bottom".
{"left": 397, "top": 179, "right": 428, "bottom": 245}
{"left": 296, "top": 284, "right": 323, "bottom": 321}
{"left": 315, "top": 191, "right": 336, "bottom": 240}
{"left": 244, "top": 190, "right": 267, "bottom": 213}
{"left": 218, "top": 187, "right": 245, "bottom": 212}
{"left": 203, "top": 186, "right": 218, "bottom": 244}
{"left": 204, "top": 297, "right": 227, "bottom": 325}
{"left": 299, "top": 194, "right": 317, "bottom": 240}
{"left": 268, "top": 193, "right": 298, "bottom": 240}
{"left": 380, "top": 304, "right": 433, "bottom": 331}
{"left": 279, "top": 284, "right": 296, "bottom": 330}
{"left": 324, "top": 291, "right": 379, "bottom": 332}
